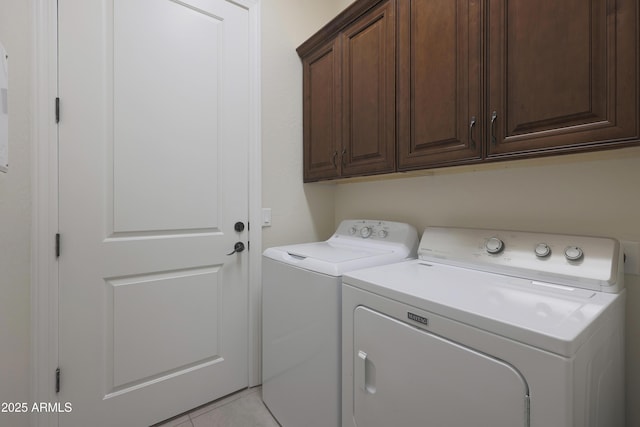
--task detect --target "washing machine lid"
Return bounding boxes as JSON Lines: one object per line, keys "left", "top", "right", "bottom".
{"left": 263, "top": 220, "right": 419, "bottom": 276}
{"left": 283, "top": 242, "right": 390, "bottom": 263}
{"left": 342, "top": 260, "right": 623, "bottom": 357}
{"left": 264, "top": 242, "right": 402, "bottom": 277}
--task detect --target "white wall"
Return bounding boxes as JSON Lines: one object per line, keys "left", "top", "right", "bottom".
{"left": 0, "top": 1, "right": 31, "bottom": 427}
{"left": 335, "top": 146, "right": 640, "bottom": 426}
{"left": 261, "top": 0, "right": 353, "bottom": 249}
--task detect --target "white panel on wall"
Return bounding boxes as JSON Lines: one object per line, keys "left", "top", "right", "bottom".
{"left": 0, "top": 42, "right": 8, "bottom": 173}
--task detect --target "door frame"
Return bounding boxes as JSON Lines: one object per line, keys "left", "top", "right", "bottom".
{"left": 30, "top": 1, "right": 262, "bottom": 426}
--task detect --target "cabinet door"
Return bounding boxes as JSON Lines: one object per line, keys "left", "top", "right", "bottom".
{"left": 487, "top": 0, "right": 639, "bottom": 158}
{"left": 302, "top": 38, "right": 342, "bottom": 182}
{"left": 341, "top": 0, "right": 396, "bottom": 177}
{"left": 397, "top": 0, "right": 483, "bottom": 170}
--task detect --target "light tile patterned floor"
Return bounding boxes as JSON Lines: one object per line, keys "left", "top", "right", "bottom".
{"left": 154, "top": 387, "right": 279, "bottom": 427}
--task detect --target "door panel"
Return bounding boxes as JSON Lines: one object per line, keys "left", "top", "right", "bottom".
{"left": 58, "top": 0, "right": 250, "bottom": 425}
{"left": 302, "top": 38, "right": 341, "bottom": 182}
{"left": 397, "top": 0, "right": 482, "bottom": 170}
{"left": 113, "top": 0, "right": 223, "bottom": 233}
{"left": 341, "top": 0, "right": 395, "bottom": 177}
{"left": 109, "top": 267, "right": 221, "bottom": 389}
{"left": 487, "top": 0, "right": 639, "bottom": 156}
{"left": 353, "top": 307, "right": 529, "bottom": 427}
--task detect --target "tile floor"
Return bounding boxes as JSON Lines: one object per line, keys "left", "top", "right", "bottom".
{"left": 154, "top": 387, "right": 280, "bottom": 427}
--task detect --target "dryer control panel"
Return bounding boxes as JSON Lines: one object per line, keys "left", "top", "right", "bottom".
{"left": 418, "top": 227, "right": 624, "bottom": 293}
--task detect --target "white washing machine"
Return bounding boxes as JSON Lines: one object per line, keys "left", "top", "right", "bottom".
{"left": 342, "top": 227, "right": 626, "bottom": 427}
{"left": 262, "top": 219, "right": 418, "bottom": 427}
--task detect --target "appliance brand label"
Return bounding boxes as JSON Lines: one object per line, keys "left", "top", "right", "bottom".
{"left": 407, "top": 312, "right": 429, "bottom": 326}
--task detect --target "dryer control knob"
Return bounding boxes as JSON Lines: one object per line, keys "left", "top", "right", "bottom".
{"left": 349, "top": 226, "right": 357, "bottom": 235}
{"left": 485, "top": 237, "right": 504, "bottom": 254}
{"left": 564, "top": 246, "right": 584, "bottom": 261}
{"left": 360, "top": 226, "right": 372, "bottom": 238}
{"left": 535, "top": 243, "right": 551, "bottom": 258}
{"left": 378, "top": 230, "right": 388, "bottom": 238}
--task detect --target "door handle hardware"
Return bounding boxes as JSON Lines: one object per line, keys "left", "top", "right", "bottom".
{"left": 341, "top": 148, "right": 347, "bottom": 167}
{"left": 357, "top": 350, "right": 376, "bottom": 394}
{"left": 357, "top": 351, "right": 367, "bottom": 392}
{"left": 469, "top": 116, "right": 477, "bottom": 149}
{"left": 234, "top": 221, "right": 245, "bottom": 232}
{"left": 332, "top": 151, "right": 338, "bottom": 168}
{"left": 490, "top": 111, "right": 498, "bottom": 144}
{"left": 226, "top": 242, "right": 245, "bottom": 255}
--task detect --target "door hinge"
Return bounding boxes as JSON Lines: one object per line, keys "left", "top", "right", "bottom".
{"left": 55, "top": 233, "right": 60, "bottom": 258}
{"left": 55, "top": 97, "right": 60, "bottom": 123}
{"left": 55, "top": 367, "right": 60, "bottom": 393}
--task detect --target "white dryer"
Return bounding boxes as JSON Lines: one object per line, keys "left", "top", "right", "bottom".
{"left": 342, "top": 227, "right": 625, "bottom": 427}
{"left": 262, "top": 220, "right": 418, "bottom": 427}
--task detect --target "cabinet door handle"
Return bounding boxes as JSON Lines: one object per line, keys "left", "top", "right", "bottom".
{"left": 490, "top": 111, "right": 498, "bottom": 144}
{"left": 332, "top": 151, "right": 338, "bottom": 168}
{"left": 469, "top": 116, "right": 477, "bottom": 149}
{"left": 341, "top": 148, "right": 347, "bottom": 167}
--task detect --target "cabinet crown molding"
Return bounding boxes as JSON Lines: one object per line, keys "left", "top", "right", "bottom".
{"left": 296, "top": 0, "right": 386, "bottom": 57}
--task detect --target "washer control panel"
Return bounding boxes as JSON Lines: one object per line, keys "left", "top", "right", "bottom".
{"left": 343, "top": 221, "right": 394, "bottom": 240}
{"left": 418, "top": 227, "right": 623, "bottom": 292}
{"left": 334, "top": 219, "right": 418, "bottom": 246}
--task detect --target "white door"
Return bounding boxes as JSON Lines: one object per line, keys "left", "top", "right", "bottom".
{"left": 353, "top": 307, "right": 529, "bottom": 427}
{"left": 58, "top": 0, "right": 250, "bottom": 425}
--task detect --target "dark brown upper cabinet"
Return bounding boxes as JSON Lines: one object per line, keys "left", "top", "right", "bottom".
{"left": 301, "top": 38, "right": 342, "bottom": 182}
{"left": 487, "top": 0, "right": 639, "bottom": 158}
{"left": 299, "top": 0, "right": 638, "bottom": 181}
{"left": 299, "top": 0, "right": 396, "bottom": 182}
{"left": 397, "top": 0, "right": 483, "bottom": 170}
